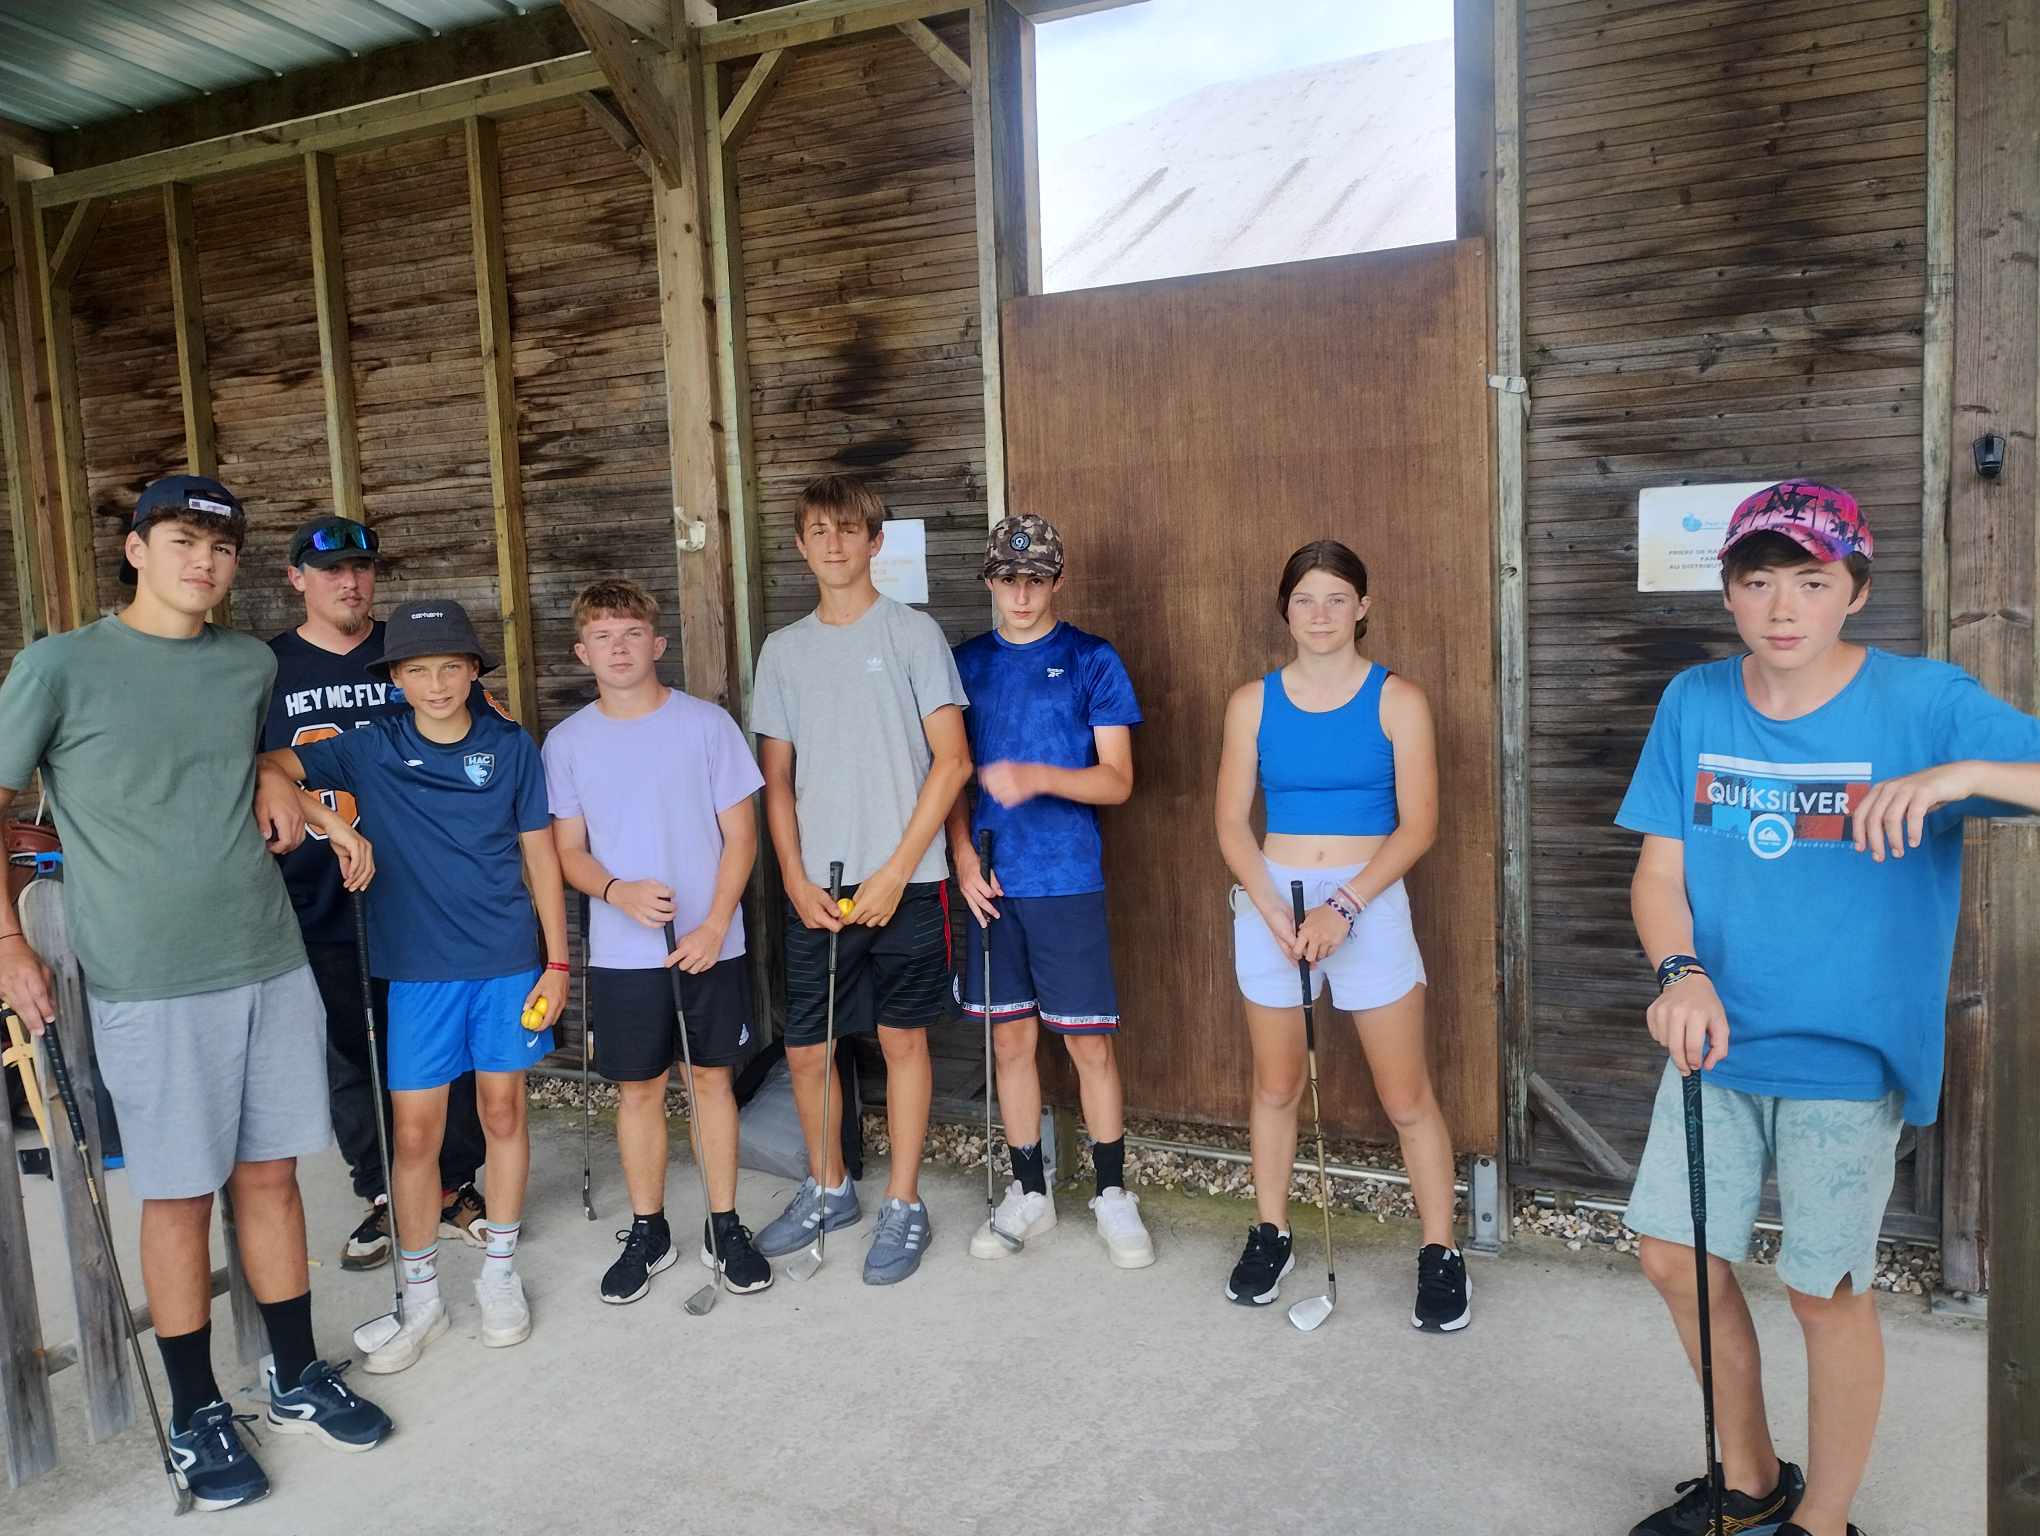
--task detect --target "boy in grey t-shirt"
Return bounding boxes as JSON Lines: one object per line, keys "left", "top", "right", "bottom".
{"left": 749, "top": 475, "right": 971, "bottom": 1286}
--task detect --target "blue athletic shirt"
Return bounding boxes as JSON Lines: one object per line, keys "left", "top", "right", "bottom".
{"left": 292, "top": 703, "right": 551, "bottom": 983}
{"left": 953, "top": 622, "right": 1141, "bottom": 898}
{"left": 1617, "top": 648, "right": 2040, "bottom": 1124}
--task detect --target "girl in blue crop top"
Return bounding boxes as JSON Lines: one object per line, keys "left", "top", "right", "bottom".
{"left": 1213, "top": 540, "right": 1467, "bottom": 1331}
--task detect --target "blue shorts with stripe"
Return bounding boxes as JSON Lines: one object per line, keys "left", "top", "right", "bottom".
{"left": 387, "top": 968, "right": 549, "bottom": 1090}
{"left": 956, "top": 891, "right": 1120, "bottom": 1034}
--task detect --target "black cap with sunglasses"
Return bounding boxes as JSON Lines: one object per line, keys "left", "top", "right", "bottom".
{"left": 288, "top": 516, "right": 380, "bottom": 570}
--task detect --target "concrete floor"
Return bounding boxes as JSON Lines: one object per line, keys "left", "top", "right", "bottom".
{"left": 8, "top": 1112, "right": 1984, "bottom": 1535}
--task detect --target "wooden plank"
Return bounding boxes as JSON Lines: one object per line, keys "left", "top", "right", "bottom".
{"left": 466, "top": 117, "right": 539, "bottom": 732}
{"left": 970, "top": 1, "right": 1015, "bottom": 529}
{"left": 703, "top": 62, "right": 757, "bottom": 715}
{"left": 1002, "top": 0, "right": 1144, "bottom": 15}
{"left": 1989, "top": 820, "right": 2040, "bottom": 1535}
{"left": 579, "top": 91, "right": 658, "bottom": 181}
{"left": 46, "top": 200, "right": 101, "bottom": 290}
{"left": 561, "top": 0, "right": 688, "bottom": 190}
{"left": 214, "top": 1186, "right": 269, "bottom": 1366}
{"left": 1918, "top": 0, "right": 1952, "bottom": 662}
{"left": 0, "top": 1081, "right": 58, "bottom": 1487}
{"left": 4, "top": 158, "right": 67, "bottom": 633}
{"left": 35, "top": 203, "right": 97, "bottom": 628}
{"left": 898, "top": 19, "right": 972, "bottom": 88}
{"left": 305, "top": 152, "right": 364, "bottom": 524}
{"left": 18, "top": 880, "right": 132, "bottom": 1441}
{"left": 0, "top": 198, "right": 42, "bottom": 644}
{"left": 32, "top": 57, "right": 607, "bottom": 211}
{"left": 0, "top": 116, "right": 48, "bottom": 167}
{"left": 163, "top": 181, "right": 228, "bottom": 628}
{"left": 1527, "top": 1070, "right": 1634, "bottom": 1181}
{"left": 1457, "top": 0, "right": 1497, "bottom": 242}
{"left": 703, "top": 0, "right": 965, "bottom": 61}
{"left": 719, "top": 50, "right": 790, "bottom": 150}
{"left": 573, "top": 0, "right": 674, "bottom": 45}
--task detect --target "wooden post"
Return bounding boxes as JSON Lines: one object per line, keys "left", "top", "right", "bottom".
{"left": 17, "top": 880, "right": 133, "bottom": 1442}
{"left": 970, "top": 0, "right": 1033, "bottom": 529}
{"left": 36, "top": 198, "right": 100, "bottom": 627}
{"left": 0, "top": 248, "right": 39, "bottom": 646}
{"left": 1987, "top": 821, "right": 2040, "bottom": 1535}
{"left": 163, "top": 179, "right": 230, "bottom": 629}
{"left": 0, "top": 1080, "right": 58, "bottom": 1486}
{"left": 305, "top": 152, "right": 364, "bottom": 523}
{"left": 3, "top": 155, "right": 64, "bottom": 633}
{"left": 465, "top": 116, "right": 539, "bottom": 731}
{"left": 1919, "top": 0, "right": 1954, "bottom": 663}
{"left": 214, "top": 1186, "right": 269, "bottom": 1366}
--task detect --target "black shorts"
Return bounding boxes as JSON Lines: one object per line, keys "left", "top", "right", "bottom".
{"left": 588, "top": 958, "right": 755, "bottom": 1082}
{"left": 783, "top": 880, "right": 952, "bottom": 1046}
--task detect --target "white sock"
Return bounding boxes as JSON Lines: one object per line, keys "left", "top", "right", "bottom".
{"left": 482, "top": 1220, "right": 521, "bottom": 1280}
{"left": 400, "top": 1244, "right": 440, "bottom": 1310}
{"left": 826, "top": 1177, "right": 851, "bottom": 1197}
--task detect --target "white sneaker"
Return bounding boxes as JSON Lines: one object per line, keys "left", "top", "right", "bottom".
{"left": 969, "top": 1180, "right": 1056, "bottom": 1259}
{"left": 1090, "top": 1187, "right": 1155, "bottom": 1269}
{"left": 475, "top": 1269, "right": 531, "bottom": 1348}
{"left": 360, "top": 1297, "right": 447, "bottom": 1375}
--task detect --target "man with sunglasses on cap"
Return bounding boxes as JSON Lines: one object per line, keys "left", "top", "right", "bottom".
{"left": 262, "top": 516, "right": 490, "bottom": 1275}
{"left": 0, "top": 476, "right": 394, "bottom": 1512}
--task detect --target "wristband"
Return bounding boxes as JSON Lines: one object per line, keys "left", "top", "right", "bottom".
{"left": 545, "top": 961, "right": 569, "bottom": 973}
{"left": 1324, "top": 890, "right": 1361, "bottom": 931}
{"left": 1337, "top": 881, "right": 1370, "bottom": 915}
{"left": 601, "top": 877, "right": 617, "bottom": 903}
{"left": 1655, "top": 953, "right": 1707, "bottom": 991}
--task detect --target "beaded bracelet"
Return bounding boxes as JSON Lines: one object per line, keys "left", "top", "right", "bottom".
{"left": 1325, "top": 889, "right": 1363, "bottom": 930}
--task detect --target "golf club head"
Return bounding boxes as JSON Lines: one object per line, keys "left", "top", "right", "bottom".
{"left": 989, "top": 1219, "right": 1024, "bottom": 1252}
{"left": 683, "top": 1279, "right": 719, "bottom": 1316}
{"left": 784, "top": 1245, "right": 823, "bottom": 1282}
{"left": 583, "top": 1177, "right": 596, "bottom": 1221}
{"left": 352, "top": 1309, "right": 403, "bottom": 1356}
{"left": 1288, "top": 1293, "right": 1335, "bottom": 1333}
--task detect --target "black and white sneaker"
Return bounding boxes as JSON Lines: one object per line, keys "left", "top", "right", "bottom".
{"left": 1630, "top": 1460, "right": 1805, "bottom": 1536}
{"left": 168, "top": 1401, "right": 269, "bottom": 1511}
{"left": 341, "top": 1197, "right": 390, "bottom": 1271}
{"left": 703, "top": 1213, "right": 774, "bottom": 1294}
{"left": 1413, "top": 1243, "right": 1472, "bottom": 1333}
{"left": 600, "top": 1215, "right": 676, "bottom": 1304}
{"left": 1225, "top": 1223, "right": 1294, "bottom": 1306}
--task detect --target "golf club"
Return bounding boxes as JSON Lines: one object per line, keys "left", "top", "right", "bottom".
{"left": 348, "top": 893, "right": 406, "bottom": 1358}
{"left": 978, "top": 829, "right": 1023, "bottom": 1252}
{"left": 41, "top": 1017, "right": 193, "bottom": 1516}
{"left": 1287, "top": 879, "right": 1336, "bottom": 1334}
{"left": 785, "top": 860, "right": 844, "bottom": 1284}
{"left": 580, "top": 890, "right": 596, "bottom": 1222}
{"left": 1683, "top": 1067, "right": 1726, "bottom": 1534}
{"left": 663, "top": 920, "right": 723, "bottom": 1316}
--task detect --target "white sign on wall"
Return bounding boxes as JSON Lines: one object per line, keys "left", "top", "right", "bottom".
{"left": 1637, "top": 482, "right": 1772, "bottom": 592}
{"left": 870, "top": 518, "right": 929, "bottom": 605}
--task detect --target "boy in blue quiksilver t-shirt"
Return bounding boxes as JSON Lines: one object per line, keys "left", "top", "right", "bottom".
{"left": 945, "top": 514, "right": 1154, "bottom": 1270}
{"left": 1615, "top": 482, "right": 2040, "bottom": 1536}
{"left": 263, "top": 600, "right": 569, "bottom": 1379}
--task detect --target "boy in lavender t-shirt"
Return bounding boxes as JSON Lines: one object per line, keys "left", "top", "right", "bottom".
{"left": 542, "top": 578, "right": 770, "bottom": 1303}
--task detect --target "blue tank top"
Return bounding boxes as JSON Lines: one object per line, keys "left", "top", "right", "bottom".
{"left": 1256, "top": 665, "right": 1398, "bottom": 836}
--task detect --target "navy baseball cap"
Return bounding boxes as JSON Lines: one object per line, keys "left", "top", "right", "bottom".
{"left": 121, "top": 474, "right": 247, "bottom": 586}
{"left": 288, "top": 515, "right": 380, "bottom": 570}
{"left": 368, "top": 599, "right": 494, "bottom": 677}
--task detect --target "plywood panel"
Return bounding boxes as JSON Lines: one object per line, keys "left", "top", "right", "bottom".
{"left": 1002, "top": 244, "right": 1499, "bottom": 1149}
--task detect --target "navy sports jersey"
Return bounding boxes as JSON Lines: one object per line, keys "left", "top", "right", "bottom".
{"left": 953, "top": 622, "right": 1140, "bottom": 898}
{"left": 293, "top": 705, "right": 550, "bottom": 982}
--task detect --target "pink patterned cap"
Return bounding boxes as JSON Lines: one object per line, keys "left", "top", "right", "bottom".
{"left": 1720, "top": 481, "right": 1873, "bottom": 563}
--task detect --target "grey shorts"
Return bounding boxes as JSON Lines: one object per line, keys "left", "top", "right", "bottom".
{"left": 1624, "top": 1063, "right": 1905, "bottom": 1299}
{"left": 89, "top": 964, "right": 333, "bottom": 1200}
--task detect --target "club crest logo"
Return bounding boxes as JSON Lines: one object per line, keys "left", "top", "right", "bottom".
{"left": 1009, "top": 531, "right": 1030, "bottom": 551}
{"left": 463, "top": 752, "right": 496, "bottom": 788}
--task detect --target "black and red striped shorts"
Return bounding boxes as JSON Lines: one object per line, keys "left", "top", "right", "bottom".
{"left": 781, "top": 880, "right": 952, "bottom": 1046}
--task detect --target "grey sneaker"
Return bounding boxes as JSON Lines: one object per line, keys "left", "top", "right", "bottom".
{"left": 754, "top": 1177, "right": 861, "bottom": 1258}
{"left": 863, "top": 1198, "right": 932, "bottom": 1286}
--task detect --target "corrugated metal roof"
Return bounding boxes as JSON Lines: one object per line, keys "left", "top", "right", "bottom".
{"left": 0, "top": 0, "right": 563, "bottom": 132}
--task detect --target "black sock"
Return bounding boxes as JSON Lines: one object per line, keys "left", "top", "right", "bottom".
{"left": 258, "top": 1291, "right": 317, "bottom": 1392}
{"left": 637, "top": 1208, "right": 667, "bottom": 1227}
{"left": 1010, "top": 1141, "right": 1047, "bottom": 1197}
{"left": 157, "top": 1323, "right": 221, "bottom": 1435}
{"left": 1093, "top": 1137, "right": 1126, "bottom": 1197}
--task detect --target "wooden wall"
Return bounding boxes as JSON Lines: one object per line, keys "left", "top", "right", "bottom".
{"left": 733, "top": 20, "right": 991, "bottom": 646}
{"left": 1515, "top": 0, "right": 1934, "bottom": 1230}
{"left": 0, "top": 197, "right": 22, "bottom": 659}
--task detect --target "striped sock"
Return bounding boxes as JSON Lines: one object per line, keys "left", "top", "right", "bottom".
{"left": 482, "top": 1220, "right": 521, "bottom": 1279}
{"left": 400, "top": 1243, "right": 440, "bottom": 1309}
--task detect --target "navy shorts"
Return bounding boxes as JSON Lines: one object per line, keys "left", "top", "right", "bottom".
{"left": 957, "top": 891, "right": 1120, "bottom": 1035}
{"left": 589, "top": 958, "right": 755, "bottom": 1082}
{"left": 782, "top": 880, "right": 952, "bottom": 1046}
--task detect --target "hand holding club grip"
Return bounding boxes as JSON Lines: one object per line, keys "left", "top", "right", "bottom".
{"left": 40, "top": 1014, "right": 88, "bottom": 1150}
{"left": 1291, "top": 880, "right": 1314, "bottom": 1047}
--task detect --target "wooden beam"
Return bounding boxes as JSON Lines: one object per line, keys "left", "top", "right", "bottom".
{"left": 54, "top": 11, "right": 589, "bottom": 174}
{"left": 465, "top": 117, "right": 538, "bottom": 732}
{"left": 1919, "top": 0, "right": 1953, "bottom": 662}
{"left": 719, "top": 49, "right": 789, "bottom": 149}
{"left": 0, "top": 1075, "right": 58, "bottom": 1487}
{"left": 164, "top": 181, "right": 228, "bottom": 628}
{"left": 1989, "top": 820, "right": 2040, "bottom": 1535}
{"left": 898, "top": 20, "right": 972, "bottom": 88}
{"left": 305, "top": 153, "right": 364, "bottom": 525}
{"left": 971, "top": 0, "right": 1032, "bottom": 529}
{"left": 35, "top": 203, "right": 97, "bottom": 626}
{"left": 2, "top": 157, "right": 63, "bottom": 633}
{"left": 46, "top": 199, "right": 101, "bottom": 290}
{"left": 1527, "top": 1072, "right": 1634, "bottom": 1183}
{"left": 1454, "top": 0, "right": 1495, "bottom": 243}
{"left": 0, "top": 118, "right": 48, "bottom": 168}
{"left": 561, "top": 0, "right": 689, "bottom": 190}
{"left": 1000, "top": 0, "right": 1146, "bottom": 18}
{"left": 702, "top": 0, "right": 965, "bottom": 61}
{"left": 573, "top": 0, "right": 675, "bottom": 45}
{"left": 0, "top": 214, "right": 43, "bottom": 645}
{"left": 701, "top": 57, "right": 757, "bottom": 715}
{"left": 32, "top": 57, "right": 605, "bottom": 211}
{"left": 578, "top": 91, "right": 657, "bottom": 180}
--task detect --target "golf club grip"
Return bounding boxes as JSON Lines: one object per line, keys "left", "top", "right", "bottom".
{"left": 829, "top": 861, "right": 844, "bottom": 905}
{"left": 662, "top": 920, "right": 682, "bottom": 994}
{"left": 977, "top": 827, "right": 994, "bottom": 872}
{"left": 1290, "top": 879, "right": 1316, "bottom": 1034}
{"left": 40, "top": 1018, "right": 89, "bottom": 1148}
{"left": 1681, "top": 1068, "right": 1707, "bottom": 1230}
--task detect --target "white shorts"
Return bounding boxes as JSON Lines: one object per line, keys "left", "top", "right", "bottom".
{"left": 1231, "top": 858, "right": 1426, "bottom": 1013}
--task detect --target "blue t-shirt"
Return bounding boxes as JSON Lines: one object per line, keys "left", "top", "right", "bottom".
{"left": 1617, "top": 648, "right": 2040, "bottom": 1124}
{"left": 953, "top": 622, "right": 1141, "bottom": 898}
{"left": 294, "top": 705, "right": 551, "bottom": 982}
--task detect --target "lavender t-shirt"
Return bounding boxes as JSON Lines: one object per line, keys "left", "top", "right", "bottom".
{"left": 541, "top": 690, "right": 764, "bottom": 970}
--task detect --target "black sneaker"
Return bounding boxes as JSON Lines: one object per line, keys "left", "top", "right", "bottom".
{"left": 1778, "top": 1524, "right": 1860, "bottom": 1536}
{"left": 341, "top": 1198, "right": 390, "bottom": 1271}
{"left": 703, "top": 1212, "right": 774, "bottom": 1294}
{"left": 600, "top": 1215, "right": 676, "bottom": 1304}
{"left": 1224, "top": 1222, "right": 1294, "bottom": 1306}
{"left": 439, "top": 1183, "right": 487, "bottom": 1247}
{"left": 1630, "top": 1460, "right": 1805, "bottom": 1536}
{"left": 167, "top": 1401, "right": 269, "bottom": 1511}
{"left": 1413, "top": 1243, "right": 1471, "bottom": 1333}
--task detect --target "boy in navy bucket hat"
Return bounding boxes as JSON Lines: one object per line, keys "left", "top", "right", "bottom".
{"left": 1615, "top": 481, "right": 2040, "bottom": 1536}
{"left": 263, "top": 599, "right": 567, "bottom": 1375}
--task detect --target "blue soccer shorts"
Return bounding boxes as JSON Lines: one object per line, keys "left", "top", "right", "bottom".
{"left": 387, "top": 968, "right": 549, "bottom": 1089}
{"left": 956, "top": 890, "right": 1120, "bottom": 1035}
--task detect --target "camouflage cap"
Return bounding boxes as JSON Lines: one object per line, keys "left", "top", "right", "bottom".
{"left": 981, "top": 514, "right": 1065, "bottom": 581}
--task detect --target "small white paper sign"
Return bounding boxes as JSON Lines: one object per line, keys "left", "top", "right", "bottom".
{"left": 870, "top": 518, "right": 929, "bottom": 605}
{"left": 1637, "top": 482, "right": 1772, "bottom": 592}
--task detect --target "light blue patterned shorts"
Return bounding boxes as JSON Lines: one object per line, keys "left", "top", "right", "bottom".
{"left": 1623, "top": 1063, "right": 1905, "bottom": 1299}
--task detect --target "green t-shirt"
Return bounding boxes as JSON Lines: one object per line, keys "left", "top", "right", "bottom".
{"left": 0, "top": 616, "right": 305, "bottom": 1001}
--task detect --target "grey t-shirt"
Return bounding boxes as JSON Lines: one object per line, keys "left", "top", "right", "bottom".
{"left": 0, "top": 617, "right": 306, "bottom": 1002}
{"left": 750, "top": 595, "right": 969, "bottom": 888}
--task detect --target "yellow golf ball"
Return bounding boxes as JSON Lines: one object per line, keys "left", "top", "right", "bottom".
{"left": 520, "top": 1010, "right": 539, "bottom": 1030}
{"left": 837, "top": 897, "right": 855, "bottom": 917}
{"left": 534, "top": 996, "right": 550, "bottom": 1016}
